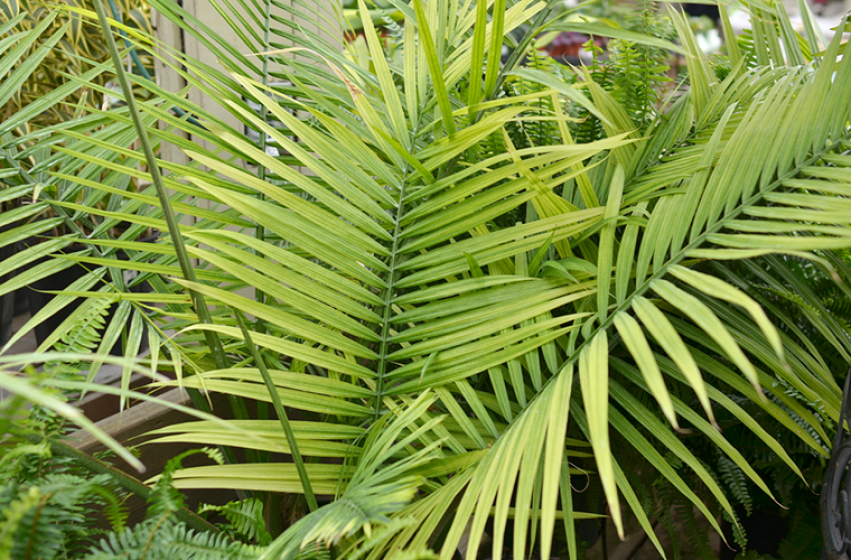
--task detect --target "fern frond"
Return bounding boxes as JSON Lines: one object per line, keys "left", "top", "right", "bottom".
{"left": 148, "top": 447, "right": 224, "bottom": 519}
{"left": 723, "top": 508, "right": 747, "bottom": 555}
{"left": 84, "top": 517, "right": 260, "bottom": 560}
{"left": 777, "top": 507, "right": 822, "bottom": 560}
{"left": 0, "top": 473, "right": 119, "bottom": 560}
{"left": 716, "top": 452, "right": 752, "bottom": 517}
{"left": 673, "top": 496, "right": 715, "bottom": 560}
{"left": 0, "top": 440, "right": 51, "bottom": 475}
{"left": 0, "top": 485, "right": 44, "bottom": 559}
{"left": 53, "top": 296, "right": 112, "bottom": 354}
{"left": 199, "top": 498, "right": 271, "bottom": 545}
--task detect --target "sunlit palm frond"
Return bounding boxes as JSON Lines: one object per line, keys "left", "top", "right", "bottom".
{"left": 9, "top": 1, "right": 851, "bottom": 559}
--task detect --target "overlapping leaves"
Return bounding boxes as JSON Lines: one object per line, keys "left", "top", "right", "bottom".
{"left": 3, "top": 1, "right": 851, "bottom": 559}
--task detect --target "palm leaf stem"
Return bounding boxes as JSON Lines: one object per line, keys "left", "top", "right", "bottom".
{"left": 92, "top": 0, "right": 227, "bottom": 374}
{"left": 235, "top": 310, "right": 319, "bottom": 512}
{"left": 492, "top": 2, "right": 554, "bottom": 103}
{"left": 374, "top": 168, "right": 414, "bottom": 421}
{"left": 254, "top": 0, "right": 273, "bottom": 312}
{"left": 529, "top": 127, "right": 851, "bottom": 464}
{"left": 90, "top": 0, "right": 251, "bottom": 457}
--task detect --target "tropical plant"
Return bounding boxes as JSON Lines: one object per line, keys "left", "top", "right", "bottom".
{"left": 3, "top": 0, "right": 851, "bottom": 558}
{"left": 0, "top": 5, "right": 134, "bottom": 346}
{"left": 1, "top": 372, "right": 453, "bottom": 559}
{"left": 0, "top": 349, "right": 313, "bottom": 560}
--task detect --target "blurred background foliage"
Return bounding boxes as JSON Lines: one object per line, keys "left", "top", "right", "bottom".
{"left": 0, "top": 0, "right": 152, "bottom": 129}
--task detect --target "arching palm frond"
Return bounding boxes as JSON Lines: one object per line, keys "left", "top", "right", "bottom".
{"left": 8, "top": 0, "right": 851, "bottom": 558}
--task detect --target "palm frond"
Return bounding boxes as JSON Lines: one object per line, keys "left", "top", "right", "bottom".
{"left": 11, "top": 1, "right": 851, "bottom": 559}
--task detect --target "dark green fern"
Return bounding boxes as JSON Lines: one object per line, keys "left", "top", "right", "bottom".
{"left": 199, "top": 498, "right": 272, "bottom": 546}
{"left": 0, "top": 406, "right": 263, "bottom": 560}
{"left": 82, "top": 518, "right": 260, "bottom": 560}
{"left": 716, "top": 452, "right": 753, "bottom": 518}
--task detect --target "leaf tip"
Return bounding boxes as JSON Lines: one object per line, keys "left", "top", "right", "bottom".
{"left": 664, "top": 411, "right": 684, "bottom": 433}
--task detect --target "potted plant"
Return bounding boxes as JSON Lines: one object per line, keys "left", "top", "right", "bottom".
{"left": 0, "top": 2, "right": 159, "bottom": 352}
{"left": 0, "top": 11, "right": 94, "bottom": 347}
{"left": 9, "top": 0, "right": 851, "bottom": 558}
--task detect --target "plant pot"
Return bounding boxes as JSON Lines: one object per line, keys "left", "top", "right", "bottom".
{"left": 25, "top": 233, "right": 158, "bottom": 355}
{"left": 0, "top": 224, "right": 21, "bottom": 347}
{"left": 0, "top": 276, "right": 14, "bottom": 349}
{"left": 719, "top": 508, "right": 788, "bottom": 560}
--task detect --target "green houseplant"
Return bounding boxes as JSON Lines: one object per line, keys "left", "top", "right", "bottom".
{"left": 0, "top": 7, "right": 131, "bottom": 347}
{"left": 3, "top": 0, "right": 851, "bottom": 558}
{"left": 0, "top": 0, "right": 161, "bottom": 352}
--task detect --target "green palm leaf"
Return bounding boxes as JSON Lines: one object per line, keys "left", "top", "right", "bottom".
{"left": 13, "top": 2, "right": 851, "bottom": 559}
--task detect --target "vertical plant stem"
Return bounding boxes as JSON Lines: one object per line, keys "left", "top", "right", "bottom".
{"left": 373, "top": 171, "right": 414, "bottom": 421}
{"left": 235, "top": 311, "right": 319, "bottom": 513}
{"left": 92, "top": 1, "right": 251, "bottom": 475}
{"left": 491, "top": 4, "right": 553, "bottom": 104}
{"left": 92, "top": 0, "right": 227, "bottom": 372}
{"left": 257, "top": 0, "right": 273, "bottom": 190}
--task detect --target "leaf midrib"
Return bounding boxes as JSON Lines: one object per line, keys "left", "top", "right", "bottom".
{"left": 519, "top": 128, "right": 851, "bottom": 417}
{"left": 373, "top": 162, "right": 418, "bottom": 419}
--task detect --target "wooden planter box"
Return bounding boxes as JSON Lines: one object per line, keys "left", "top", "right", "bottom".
{"left": 69, "top": 387, "right": 237, "bottom": 524}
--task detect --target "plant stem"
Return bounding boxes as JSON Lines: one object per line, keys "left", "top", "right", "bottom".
{"left": 235, "top": 311, "right": 319, "bottom": 513}
{"left": 91, "top": 0, "right": 227, "bottom": 374}
{"left": 91, "top": 0, "right": 251, "bottom": 474}
{"left": 254, "top": 0, "right": 273, "bottom": 314}
{"left": 492, "top": 3, "right": 554, "bottom": 105}
{"left": 373, "top": 173, "right": 413, "bottom": 421}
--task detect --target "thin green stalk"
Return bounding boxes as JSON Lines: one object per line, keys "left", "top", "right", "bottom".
{"left": 106, "top": 0, "right": 204, "bottom": 129}
{"left": 92, "top": 0, "right": 227, "bottom": 373}
{"left": 371, "top": 136, "right": 417, "bottom": 419}
{"left": 491, "top": 3, "right": 554, "bottom": 106}
{"left": 435, "top": 5, "right": 554, "bottom": 180}
{"left": 18, "top": 432, "right": 223, "bottom": 536}
{"left": 258, "top": 0, "right": 273, "bottom": 187}
{"left": 92, "top": 2, "right": 252, "bottom": 477}
{"left": 235, "top": 311, "right": 319, "bottom": 513}
{"left": 373, "top": 182, "right": 410, "bottom": 420}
